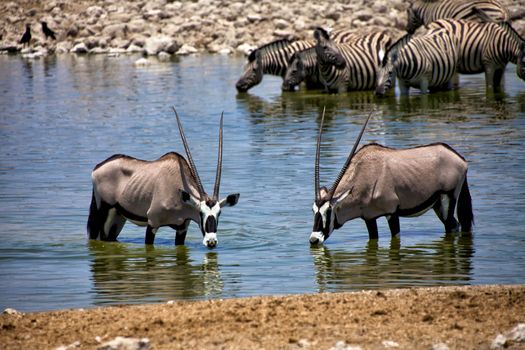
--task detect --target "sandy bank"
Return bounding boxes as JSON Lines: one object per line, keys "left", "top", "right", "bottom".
{"left": 1, "top": 285, "right": 524, "bottom": 349}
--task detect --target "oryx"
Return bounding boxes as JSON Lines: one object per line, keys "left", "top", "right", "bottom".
{"left": 87, "top": 108, "right": 240, "bottom": 248}
{"left": 310, "top": 110, "right": 473, "bottom": 245}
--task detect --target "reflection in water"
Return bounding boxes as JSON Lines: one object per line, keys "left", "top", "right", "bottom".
{"left": 311, "top": 234, "right": 474, "bottom": 292}
{"left": 88, "top": 241, "right": 223, "bottom": 305}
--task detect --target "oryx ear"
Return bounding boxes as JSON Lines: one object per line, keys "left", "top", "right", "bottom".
{"left": 332, "top": 188, "right": 352, "bottom": 206}
{"left": 220, "top": 193, "right": 240, "bottom": 207}
{"left": 180, "top": 189, "right": 200, "bottom": 208}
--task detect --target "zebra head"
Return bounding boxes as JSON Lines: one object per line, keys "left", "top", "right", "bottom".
{"left": 314, "top": 27, "right": 345, "bottom": 69}
{"left": 282, "top": 52, "right": 305, "bottom": 91}
{"left": 310, "top": 109, "right": 371, "bottom": 245}
{"left": 375, "top": 49, "right": 396, "bottom": 96}
{"left": 406, "top": 6, "right": 423, "bottom": 34}
{"left": 174, "top": 109, "right": 240, "bottom": 248}
{"left": 236, "top": 50, "right": 263, "bottom": 92}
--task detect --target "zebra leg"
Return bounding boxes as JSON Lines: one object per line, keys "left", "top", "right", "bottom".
{"left": 174, "top": 220, "right": 190, "bottom": 246}
{"left": 387, "top": 214, "right": 400, "bottom": 237}
{"left": 398, "top": 80, "right": 410, "bottom": 95}
{"left": 145, "top": 225, "right": 157, "bottom": 245}
{"left": 365, "top": 218, "right": 379, "bottom": 240}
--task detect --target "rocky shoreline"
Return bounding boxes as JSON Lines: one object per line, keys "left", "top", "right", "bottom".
{"left": 1, "top": 0, "right": 524, "bottom": 59}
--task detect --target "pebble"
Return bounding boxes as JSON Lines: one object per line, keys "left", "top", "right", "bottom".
{"left": 491, "top": 323, "right": 525, "bottom": 349}
{"left": 382, "top": 340, "right": 399, "bottom": 348}
{"left": 55, "top": 341, "right": 81, "bottom": 350}
{"left": 3, "top": 308, "right": 22, "bottom": 315}
{"left": 330, "top": 341, "right": 362, "bottom": 350}
{"left": 97, "top": 336, "right": 150, "bottom": 350}
{"left": 431, "top": 343, "right": 450, "bottom": 350}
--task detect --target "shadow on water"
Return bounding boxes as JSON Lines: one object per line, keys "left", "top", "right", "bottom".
{"left": 310, "top": 233, "right": 474, "bottom": 292}
{"left": 87, "top": 241, "right": 223, "bottom": 305}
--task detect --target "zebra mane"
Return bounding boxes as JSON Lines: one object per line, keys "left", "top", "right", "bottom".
{"left": 248, "top": 39, "right": 292, "bottom": 62}
{"left": 314, "top": 27, "right": 330, "bottom": 41}
{"left": 500, "top": 21, "right": 525, "bottom": 44}
{"left": 288, "top": 46, "right": 315, "bottom": 64}
{"left": 381, "top": 33, "right": 412, "bottom": 66}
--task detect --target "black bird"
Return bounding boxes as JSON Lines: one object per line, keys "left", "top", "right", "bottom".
{"left": 41, "top": 21, "right": 56, "bottom": 40}
{"left": 19, "top": 24, "right": 31, "bottom": 46}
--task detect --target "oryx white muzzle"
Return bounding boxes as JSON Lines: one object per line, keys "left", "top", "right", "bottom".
{"left": 203, "top": 232, "right": 218, "bottom": 248}
{"left": 309, "top": 231, "right": 325, "bottom": 245}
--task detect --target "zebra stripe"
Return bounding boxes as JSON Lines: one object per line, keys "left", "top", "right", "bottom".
{"left": 235, "top": 39, "right": 314, "bottom": 92}
{"left": 427, "top": 19, "right": 525, "bottom": 87}
{"left": 314, "top": 28, "right": 392, "bottom": 93}
{"left": 407, "top": 0, "right": 510, "bottom": 34}
{"left": 376, "top": 27, "right": 460, "bottom": 96}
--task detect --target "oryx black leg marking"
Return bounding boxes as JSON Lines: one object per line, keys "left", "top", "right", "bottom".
{"left": 387, "top": 214, "right": 400, "bottom": 237}
{"left": 173, "top": 220, "right": 190, "bottom": 246}
{"left": 365, "top": 219, "right": 378, "bottom": 240}
{"left": 444, "top": 196, "right": 459, "bottom": 233}
{"left": 88, "top": 199, "right": 111, "bottom": 240}
{"left": 145, "top": 225, "right": 155, "bottom": 245}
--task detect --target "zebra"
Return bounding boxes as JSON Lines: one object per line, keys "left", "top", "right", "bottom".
{"left": 313, "top": 27, "right": 392, "bottom": 93}
{"left": 406, "top": 0, "right": 510, "bottom": 34}
{"left": 235, "top": 39, "right": 314, "bottom": 92}
{"left": 282, "top": 47, "right": 323, "bottom": 91}
{"left": 375, "top": 27, "right": 460, "bottom": 96}
{"left": 283, "top": 28, "right": 389, "bottom": 91}
{"left": 427, "top": 18, "right": 525, "bottom": 88}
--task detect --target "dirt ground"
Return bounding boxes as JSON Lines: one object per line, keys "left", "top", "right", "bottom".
{"left": 1, "top": 285, "right": 524, "bottom": 350}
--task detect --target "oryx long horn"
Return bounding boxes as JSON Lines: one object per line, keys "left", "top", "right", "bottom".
{"left": 315, "top": 107, "right": 326, "bottom": 202}
{"left": 329, "top": 110, "right": 373, "bottom": 196}
{"left": 172, "top": 107, "right": 205, "bottom": 197}
{"left": 213, "top": 112, "right": 224, "bottom": 200}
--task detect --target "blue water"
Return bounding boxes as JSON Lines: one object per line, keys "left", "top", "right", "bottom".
{"left": 0, "top": 54, "right": 524, "bottom": 312}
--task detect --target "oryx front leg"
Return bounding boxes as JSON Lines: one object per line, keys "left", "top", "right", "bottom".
{"left": 174, "top": 220, "right": 190, "bottom": 246}
{"left": 365, "top": 219, "right": 379, "bottom": 240}
{"left": 387, "top": 214, "right": 400, "bottom": 238}
{"left": 145, "top": 225, "right": 158, "bottom": 245}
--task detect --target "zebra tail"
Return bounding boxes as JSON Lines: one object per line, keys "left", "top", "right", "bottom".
{"left": 457, "top": 176, "right": 474, "bottom": 232}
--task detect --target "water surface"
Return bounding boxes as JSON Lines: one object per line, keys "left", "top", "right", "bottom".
{"left": 0, "top": 54, "right": 524, "bottom": 311}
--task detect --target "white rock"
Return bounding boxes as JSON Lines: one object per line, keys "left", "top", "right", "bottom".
{"left": 176, "top": 44, "right": 198, "bottom": 55}
{"left": 382, "top": 340, "right": 399, "bottom": 348}
{"left": 134, "top": 58, "right": 151, "bottom": 67}
{"left": 236, "top": 43, "right": 257, "bottom": 56}
{"left": 86, "top": 6, "right": 105, "bottom": 18}
{"left": 126, "top": 44, "right": 144, "bottom": 53}
{"left": 55, "top": 341, "right": 81, "bottom": 350}
{"left": 274, "top": 19, "right": 290, "bottom": 29}
{"left": 247, "top": 14, "right": 262, "bottom": 22}
{"left": 144, "top": 35, "right": 179, "bottom": 56}
{"left": 166, "top": 300, "right": 175, "bottom": 305}
{"left": 431, "top": 343, "right": 450, "bottom": 350}
{"left": 97, "top": 336, "right": 150, "bottom": 350}
{"left": 3, "top": 308, "right": 22, "bottom": 315}
{"left": 329, "top": 341, "right": 362, "bottom": 350}
{"left": 491, "top": 334, "right": 508, "bottom": 349}
{"left": 71, "top": 43, "right": 88, "bottom": 54}
{"left": 157, "top": 51, "right": 171, "bottom": 61}
{"left": 507, "top": 323, "right": 525, "bottom": 342}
